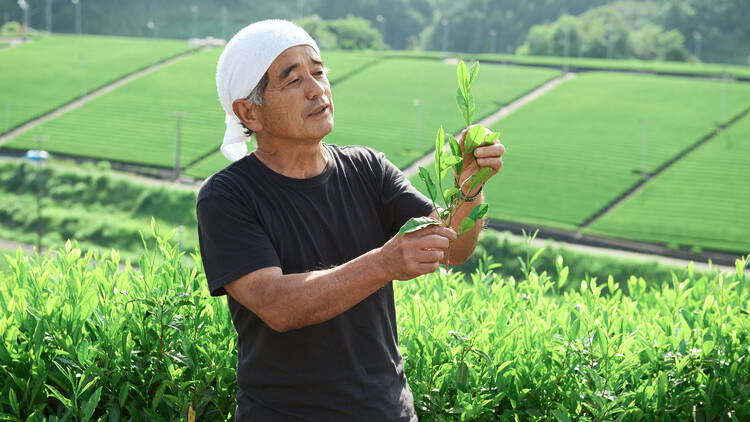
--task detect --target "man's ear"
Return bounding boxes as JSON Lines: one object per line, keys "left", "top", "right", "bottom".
{"left": 232, "top": 99, "right": 263, "bottom": 133}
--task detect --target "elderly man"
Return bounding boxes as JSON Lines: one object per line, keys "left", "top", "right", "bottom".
{"left": 197, "top": 20, "right": 505, "bottom": 421}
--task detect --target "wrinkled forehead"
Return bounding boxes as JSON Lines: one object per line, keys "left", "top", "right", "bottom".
{"left": 266, "top": 45, "right": 324, "bottom": 80}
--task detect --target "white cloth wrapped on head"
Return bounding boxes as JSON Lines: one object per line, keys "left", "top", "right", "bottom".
{"left": 216, "top": 19, "right": 320, "bottom": 161}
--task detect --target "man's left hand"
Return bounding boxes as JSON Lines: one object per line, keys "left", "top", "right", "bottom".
{"left": 457, "top": 125, "right": 506, "bottom": 195}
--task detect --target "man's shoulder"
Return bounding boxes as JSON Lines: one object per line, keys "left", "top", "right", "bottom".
{"left": 197, "top": 157, "right": 250, "bottom": 203}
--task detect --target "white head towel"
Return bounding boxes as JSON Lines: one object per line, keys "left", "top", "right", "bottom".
{"left": 216, "top": 19, "right": 320, "bottom": 161}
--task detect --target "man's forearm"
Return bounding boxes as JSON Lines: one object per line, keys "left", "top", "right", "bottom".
{"left": 441, "top": 191, "right": 485, "bottom": 266}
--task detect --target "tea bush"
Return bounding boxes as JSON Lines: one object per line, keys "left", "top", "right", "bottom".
{"left": 1, "top": 233, "right": 748, "bottom": 420}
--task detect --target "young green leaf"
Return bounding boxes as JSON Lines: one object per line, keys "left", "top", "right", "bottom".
{"left": 469, "top": 168, "right": 492, "bottom": 192}
{"left": 443, "top": 187, "right": 459, "bottom": 201}
{"left": 434, "top": 125, "right": 445, "bottom": 182}
{"left": 458, "top": 217, "right": 476, "bottom": 235}
{"left": 469, "top": 203, "right": 489, "bottom": 220}
{"left": 457, "top": 60, "right": 469, "bottom": 100}
{"left": 463, "top": 125, "right": 486, "bottom": 159}
{"left": 397, "top": 216, "right": 442, "bottom": 237}
{"left": 418, "top": 166, "right": 438, "bottom": 203}
{"left": 469, "top": 61, "right": 480, "bottom": 84}
{"left": 483, "top": 131, "right": 500, "bottom": 146}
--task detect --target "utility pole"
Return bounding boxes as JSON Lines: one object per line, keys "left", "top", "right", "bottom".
{"left": 191, "top": 5, "right": 198, "bottom": 39}
{"left": 18, "top": 0, "right": 29, "bottom": 39}
{"left": 173, "top": 112, "right": 184, "bottom": 181}
{"left": 413, "top": 99, "right": 422, "bottom": 151}
{"left": 71, "top": 0, "right": 81, "bottom": 35}
{"left": 562, "top": 24, "right": 569, "bottom": 73}
{"left": 441, "top": 18, "right": 449, "bottom": 54}
{"left": 376, "top": 15, "right": 385, "bottom": 54}
{"left": 220, "top": 7, "right": 228, "bottom": 40}
{"left": 578, "top": 31, "right": 585, "bottom": 59}
{"left": 641, "top": 118, "right": 648, "bottom": 180}
{"left": 606, "top": 23, "right": 613, "bottom": 60}
{"left": 693, "top": 32, "right": 702, "bottom": 62}
{"left": 35, "top": 136, "right": 44, "bottom": 252}
{"left": 500, "top": 53, "right": 507, "bottom": 106}
{"left": 45, "top": 0, "right": 52, "bottom": 33}
{"left": 489, "top": 29, "right": 496, "bottom": 54}
{"left": 4, "top": 101, "right": 9, "bottom": 134}
{"left": 147, "top": 21, "right": 157, "bottom": 65}
{"left": 80, "top": 55, "right": 86, "bottom": 98}
{"left": 720, "top": 66, "right": 728, "bottom": 129}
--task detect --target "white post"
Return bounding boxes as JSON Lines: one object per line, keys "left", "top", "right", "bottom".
{"left": 489, "top": 29, "right": 496, "bottom": 54}
{"left": 413, "top": 99, "right": 422, "bottom": 151}
{"left": 562, "top": 24, "right": 569, "bottom": 73}
{"left": 500, "top": 54, "right": 506, "bottom": 106}
{"left": 441, "top": 18, "right": 448, "bottom": 54}
{"left": 81, "top": 55, "right": 86, "bottom": 98}
{"left": 641, "top": 118, "right": 648, "bottom": 180}
{"left": 191, "top": 5, "right": 198, "bottom": 39}
{"left": 693, "top": 32, "right": 702, "bottom": 62}
{"left": 18, "top": 0, "right": 29, "bottom": 39}
{"left": 72, "top": 0, "right": 81, "bottom": 35}
{"left": 606, "top": 23, "right": 613, "bottom": 60}
{"left": 45, "top": 0, "right": 52, "bottom": 33}
{"left": 720, "top": 66, "right": 728, "bottom": 129}
{"left": 376, "top": 15, "right": 385, "bottom": 54}
{"left": 174, "top": 111, "right": 184, "bottom": 180}
{"left": 220, "top": 7, "right": 228, "bottom": 40}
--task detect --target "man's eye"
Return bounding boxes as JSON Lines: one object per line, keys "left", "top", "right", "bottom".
{"left": 289, "top": 78, "right": 300, "bottom": 85}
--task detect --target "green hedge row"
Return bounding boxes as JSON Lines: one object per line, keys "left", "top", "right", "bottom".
{"left": 1, "top": 235, "right": 748, "bottom": 420}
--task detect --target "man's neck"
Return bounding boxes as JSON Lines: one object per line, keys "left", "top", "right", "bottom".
{"left": 253, "top": 137, "right": 328, "bottom": 179}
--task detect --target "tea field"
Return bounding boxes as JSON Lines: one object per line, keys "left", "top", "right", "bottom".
{"left": 186, "top": 60, "right": 560, "bottom": 177}
{"left": 0, "top": 34, "right": 195, "bottom": 133}
{"left": 586, "top": 112, "right": 750, "bottom": 253}
{"left": 481, "top": 72, "right": 750, "bottom": 229}
{"left": 0, "top": 236, "right": 747, "bottom": 420}
{"left": 3, "top": 49, "right": 383, "bottom": 169}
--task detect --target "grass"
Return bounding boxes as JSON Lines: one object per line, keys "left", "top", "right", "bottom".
{"left": 187, "top": 60, "right": 560, "bottom": 178}
{"left": 0, "top": 34, "right": 196, "bottom": 134}
{"left": 481, "top": 72, "right": 750, "bottom": 230}
{"left": 586, "top": 112, "right": 750, "bottom": 254}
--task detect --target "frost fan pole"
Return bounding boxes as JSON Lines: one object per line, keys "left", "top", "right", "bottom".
{"left": 641, "top": 118, "right": 648, "bottom": 180}
{"left": 173, "top": 111, "right": 184, "bottom": 181}
{"left": 36, "top": 135, "right": 44, "bottom": 252}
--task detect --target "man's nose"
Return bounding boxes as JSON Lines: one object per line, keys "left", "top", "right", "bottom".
{"left": 304, "top": 75, "right": 326, "bottom": 99}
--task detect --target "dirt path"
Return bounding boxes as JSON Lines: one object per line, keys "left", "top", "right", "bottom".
{"left": 0, "top": 48, "right": 203, "bottom": 147}
{"left": 403, "top": 72, "right": 576, "bottom": 179}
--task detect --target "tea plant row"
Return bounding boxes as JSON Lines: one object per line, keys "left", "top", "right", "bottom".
{"left": 0, "top": 235, "right": 747, "bottom": 420}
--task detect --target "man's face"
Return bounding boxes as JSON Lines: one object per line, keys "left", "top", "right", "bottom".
{"left": 254, "top": 45, "right": 334, "bottom": 144}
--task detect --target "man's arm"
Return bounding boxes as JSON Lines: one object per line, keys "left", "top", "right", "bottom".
{"left": 224, "top": 225, "right": 456, "bottom": 333}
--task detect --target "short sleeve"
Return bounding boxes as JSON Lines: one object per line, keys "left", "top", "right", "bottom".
{"left": 376, "top": 152, "right": 434, "bottom": 237}
{"left": 197, "top": 193, "right": 280, "bottom": 296}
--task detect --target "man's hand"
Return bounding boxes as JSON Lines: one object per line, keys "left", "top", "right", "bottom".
{"left": 457, "top": 125, "right": 506, "bottom": 195}
{"left": 378, "top": 225, "right": 457, "bottom": 280}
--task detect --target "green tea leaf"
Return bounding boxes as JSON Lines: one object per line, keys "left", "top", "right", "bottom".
{"left": 469, "top": 168, "right": 492, "bottom": 192}
{"left": 434, "top": 126, "right": 445, "bottom": 181}
{"left": 418, "top": 166, "right": 437, "bottom": 203}
{"left": 81, "top": 386, "right": 102, "bottom": 422}
{"left": 456, "top": 88, "right": 471, "bottom": 126}
{"left": 459, "top": 217, "right": 476, "bottom": 235}
{"left": 469, "top": 61, "right": 480, "bottom": 84}
{"left": 397, "top": 216, "right": 442, "bottom": 237}
{"left": 443, "top": 187, "right": 459, "bottom": 201}
{"left": 552, "top": 408, "right": 571, "bottom": 422}
{"left": 464, "top": 125, "right": 486, "bottom": 159}
{"left": 457, "top": 60, "right": 469, "bottom": 100}
{"left": 456, "top": 361, "right": 470, "bottom": 386}
{"left": 484, "top": 131, "right": 500, "bottom": 146}
{"left": 46, "top": 384, "right": 73, "bottom": 409}
{"left": 469, "top": 203, "right": 489, "bottom": 220}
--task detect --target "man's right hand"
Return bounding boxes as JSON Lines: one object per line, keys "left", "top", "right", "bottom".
{"left": 378, "top": 225, "right": 457, "bottom": 281}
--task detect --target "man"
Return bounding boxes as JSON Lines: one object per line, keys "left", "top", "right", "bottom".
{"left": 197, "top": 20, "right": 505, "bottom": 421}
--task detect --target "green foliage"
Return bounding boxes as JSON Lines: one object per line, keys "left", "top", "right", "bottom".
{"left": 0, "top": 234, "right": 236, "bottom": 420}
{"left": 296, "top": 15, "right": 385, "bottom": 50}
{"left": 0, "top": 160, "right": 198, "bottom": 259}
{"left": 0, "top": 34, "right": 195, "bottom": 134}
{"left": 2, "top": 232, "right": 749, "bottom": 419}
{"left": 517, "top": 6, "right": 690, "bottom": 61}
{"left": 398, "top": 254, "right": 750, "bottom": 420}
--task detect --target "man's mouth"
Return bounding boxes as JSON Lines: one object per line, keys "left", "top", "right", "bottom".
{"left": 308, "top": 104, "right": 329, "bottom": 117}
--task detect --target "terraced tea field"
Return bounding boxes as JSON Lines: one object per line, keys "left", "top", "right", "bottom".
{"left": 586, "top": 113, "right": 750, "bottom": 253}
{"left": 482, "top": 72, "right": 750, "bottom": 229}
{"left": 4, "top": 48, "right": 383, "bottom": 169}
{"left": 0, "top": 34, "right": 195, "bottom": 133}
{"left": 187, "top": 60, "right": 560, "bottom": 177}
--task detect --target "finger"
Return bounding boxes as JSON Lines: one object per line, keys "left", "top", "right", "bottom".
{"left": 476, "top": 157, "right": 503, "bottom": 171}
{"left": 474, "top": 143, "right": 505, "bottom": 158}
{"left": 418, "top": 224, "right": 457, "bottom": 241}
{"left": 413, "top": 249, "right": 444, "bottom": 264}
{"left": 414, "top": 234, "right": 451, "bottom": 251}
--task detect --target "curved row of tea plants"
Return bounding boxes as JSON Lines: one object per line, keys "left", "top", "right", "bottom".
{"left": 0, "top": 34, "right": 196, "bottom": 134}
{"left": 0, "top": 234, "right": 747, "bottom": 420}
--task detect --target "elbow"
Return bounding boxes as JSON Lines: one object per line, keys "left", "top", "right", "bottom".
{"left": 256, "top": 308, "right": 295, "bottom": 333}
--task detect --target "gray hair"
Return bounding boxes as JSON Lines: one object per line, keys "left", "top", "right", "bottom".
{"left": 241, "top": 73, "right": 269, "bottom": 137}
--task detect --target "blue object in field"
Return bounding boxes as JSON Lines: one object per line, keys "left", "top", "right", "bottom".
{"left": 24, "top": 150, "right": 50, "bottom": 162}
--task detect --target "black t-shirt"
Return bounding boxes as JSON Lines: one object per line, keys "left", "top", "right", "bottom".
{"left": 196, "top": 143, "right": 432, "bottom": 421}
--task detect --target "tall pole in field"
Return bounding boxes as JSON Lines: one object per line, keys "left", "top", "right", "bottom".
{"left": 693, "top": 32, "right": 702, "bottom": 62}
{"left": 191, "top": 5, "right": 198, "bottom": 39}
{"left": 18, "top": 0, "right": 29, "bottom": 39}
{"left": 4, "top": 102, "right": 9, "bottom": 133}
{"left": 578, "top": 31, "right": 585, "bottom": 58}
{"left": 441, "top": 18, "right": 449, "bottom": 54}
{"left": 489, "top": 29, "right": 496, "bottom": 54}
{"left": 641, "top": 118, "right": 648, "bottom": 180}
{"left": 35, "top": 135, "right": 44, "bottom": 252}
{"left": 413, "top": 99, "right": 422, "bottom": 151}
{"left": 500, "top": 53, "right": 506, "bottom": 106}
{"left": 80, "top": 55, "right": 86, "bottom": 98}
{"left": 45, "top": 0, "right": 52, "bottom": 33}
{"left": 562, "top": 24, "right": 569, "bottom": 73}
{"left": 376, "top": 15, "right": 385, "bottom": 54}
{"left": 173, "top": 112, "right": 184, "bottom": 181}
{"left": 220, "top": 7, "right": 228, "bottom": 40}
{"left": 720, "top": 66, "right": 728, "bottom": 129}
{"left": 71, "top": 0, "right": 81, "bottom": 35}
{"left": 147, "top": 21, "right": 157, "bottom": 66}
{"left": 606, "top": 23, "right": 613, "bottom": 60}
